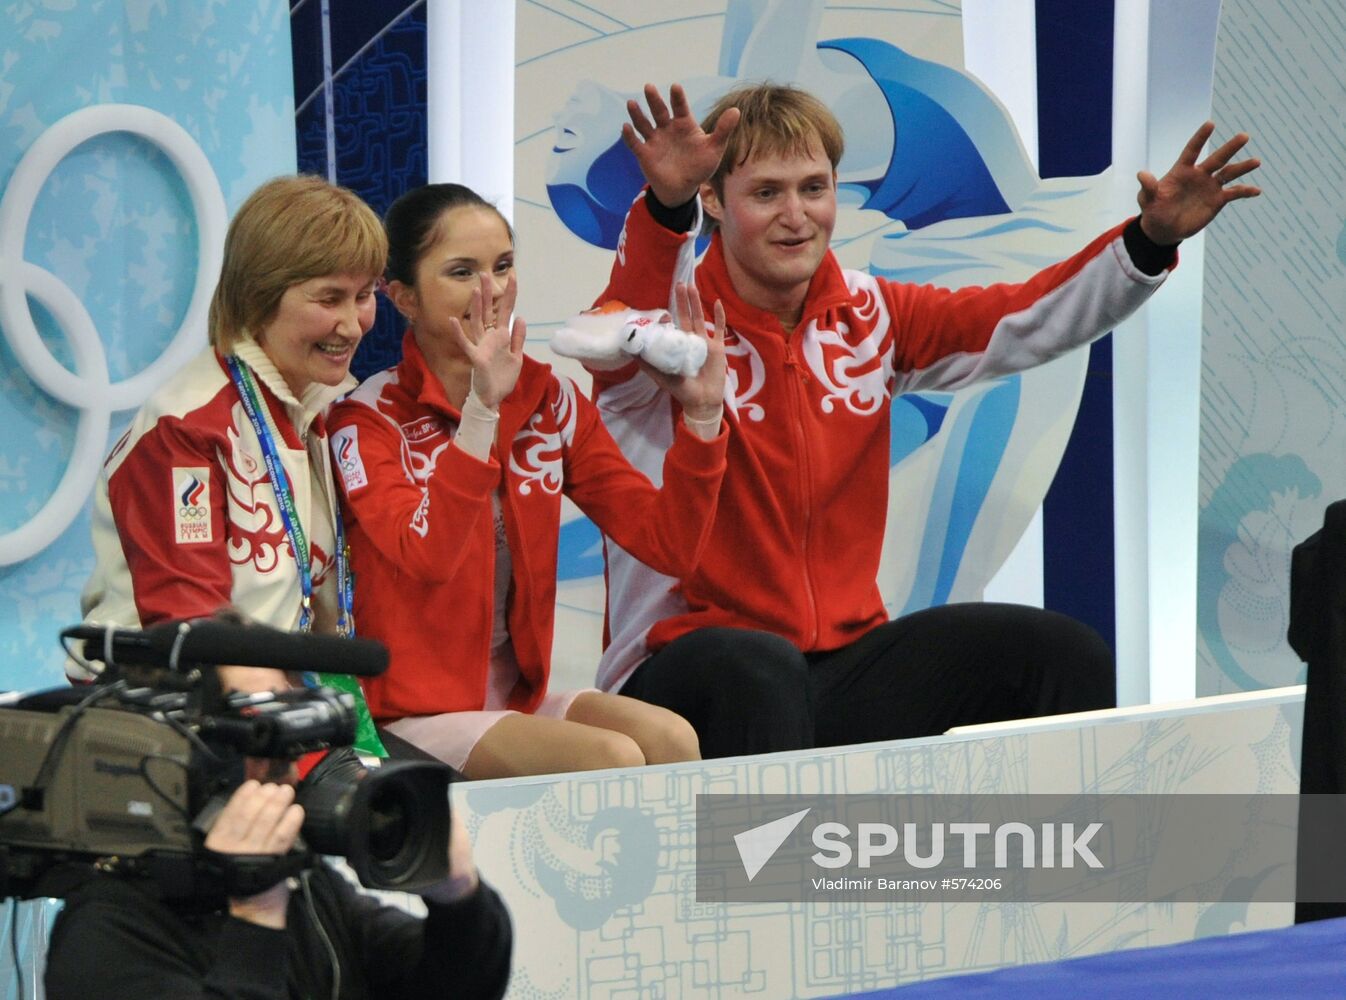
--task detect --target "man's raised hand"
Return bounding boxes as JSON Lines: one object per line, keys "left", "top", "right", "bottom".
{"left": 621, "top": 83, "right": 740, "bottom": 208}
{"left": 1138, "top": 121, "right": 1261, "bottom": 246}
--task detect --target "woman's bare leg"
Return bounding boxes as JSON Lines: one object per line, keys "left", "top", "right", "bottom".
{"left": 565, "top": 691, "right": 701, "bottom": 764}
{"left": 461, "top": 712, "right": 646, "bottom": 780}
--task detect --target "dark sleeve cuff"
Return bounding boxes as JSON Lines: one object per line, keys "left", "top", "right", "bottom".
{"left": 423, "top": 881, "right": 513, "bottom": 999}
{"left": 643, "top": 188, "right": 698, "bottom": 233}
{"left": 1123, "top": 217, "right": 1179, "bottom": 276}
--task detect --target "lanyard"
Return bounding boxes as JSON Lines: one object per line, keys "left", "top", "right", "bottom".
{"left": 225, "top": 355, "right": 353, "bottom": 637}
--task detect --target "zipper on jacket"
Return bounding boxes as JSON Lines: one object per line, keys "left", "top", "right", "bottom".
{"left": 496, "top": 422, "right": 544, "bottom": 700}
{"left": 783, "top": 336, "right": 820, "bottom": 649}
{"left": 454, "top": 411, "right": 509, "bottom": 688}
{"left": 783, "top": 340, "right": 812, "bottom": 385}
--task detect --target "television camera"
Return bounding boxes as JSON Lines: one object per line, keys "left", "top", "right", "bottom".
{"left": 0, "top": 618, "right": 452, "bottom": 901}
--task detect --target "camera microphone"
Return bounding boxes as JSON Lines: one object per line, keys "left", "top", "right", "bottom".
{"left": 62, "top": 619, "right": 389, "bottom": 677}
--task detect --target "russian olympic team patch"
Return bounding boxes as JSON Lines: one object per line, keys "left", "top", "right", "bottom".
{"left": 332, "top": 426, "right": 368, "bottom": 492}
{"left": 173, "top": 467, "right": 212, "bottom": 544}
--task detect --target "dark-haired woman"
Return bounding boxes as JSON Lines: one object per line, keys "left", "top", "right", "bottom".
{"left": 329, "top": 184, "right": 728, "bottom": 778}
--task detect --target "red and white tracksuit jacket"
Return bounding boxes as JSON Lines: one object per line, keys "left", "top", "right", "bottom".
{"left": 76, "top": 341, "right": 350, "bottom": 680}
{"left": 327, "top": 332, "right": 727, "bottom": 723}
{"left": 590, "top": 195, "right": 1174, "bottom": 692}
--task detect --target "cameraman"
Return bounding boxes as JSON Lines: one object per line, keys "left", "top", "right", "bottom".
{"left": 43, "top": 668, "right": 513, "bottom": 1000}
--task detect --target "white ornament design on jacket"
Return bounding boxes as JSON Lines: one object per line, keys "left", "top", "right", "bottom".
{"left": 222, "top": 406, "right": 287, "bottom": 574}
{"left": 509, "top": 376, "right": 579, "bottom": 496}
{"left": 724, "top": 326, "right": 767, "bottom": 422}
{"left": 801, "top": 273, "right": 896, "bottom": 417}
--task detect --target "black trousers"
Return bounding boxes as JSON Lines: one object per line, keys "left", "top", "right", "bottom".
{"left": 619, "top": 603, "right": 1115, "bottom": 759}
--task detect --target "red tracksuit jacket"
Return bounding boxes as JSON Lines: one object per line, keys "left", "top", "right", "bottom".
{"left": 328, "top": 332, "right": 727, "bottom": 721}
{"left": 589, "top": 195, "right": 1172, "bottom": 691}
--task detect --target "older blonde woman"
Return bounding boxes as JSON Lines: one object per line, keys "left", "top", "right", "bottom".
{"left": 77, "top": 175, "right": 386, "bottom": 752}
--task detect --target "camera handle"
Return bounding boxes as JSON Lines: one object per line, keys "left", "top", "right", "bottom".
{"left": 190, "top": 791, "right": 316, "bottom": 897}
{"left": 197, "top": 846, "right": 314, "bottom": 897}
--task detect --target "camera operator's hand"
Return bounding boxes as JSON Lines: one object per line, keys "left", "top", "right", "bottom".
{"left": 204, "top": 779, "right": 305, "bottom": 929}
{"left": 419, "top": 809, "right": 480, "bottom": 905}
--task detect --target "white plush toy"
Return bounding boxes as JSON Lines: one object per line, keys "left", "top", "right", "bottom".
{"left": 551, "top": 300, "right": 708, "bottom": 377}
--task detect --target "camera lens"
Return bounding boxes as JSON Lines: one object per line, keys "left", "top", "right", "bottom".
{"left": 298, "top": 759, "right": 452, "bottom": 890}
{"left": 367, "top": 785, "right": 409, "bottom": 863}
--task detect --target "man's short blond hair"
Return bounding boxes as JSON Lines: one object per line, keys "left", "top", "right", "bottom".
{"left": 207, "top": 175, "right": 387, "bottom": 352}
{"left": 701, "top": 83, "right": 845, "bottom": 201}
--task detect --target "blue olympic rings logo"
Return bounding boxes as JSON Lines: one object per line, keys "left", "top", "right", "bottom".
{"left": 0, "top": 104, "right": 227, "bottom": 565}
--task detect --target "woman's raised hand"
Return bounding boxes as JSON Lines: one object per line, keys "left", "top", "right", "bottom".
{"left": 447, "top": 272, "right": 526, "bottom": 410}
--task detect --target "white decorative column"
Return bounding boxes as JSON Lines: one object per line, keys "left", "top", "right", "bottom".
{"left": 427, "top": 0, "right": 516, "bottom": 221}
{"left": 1111, "top": 0, "right": 1222, "bottom": 704}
